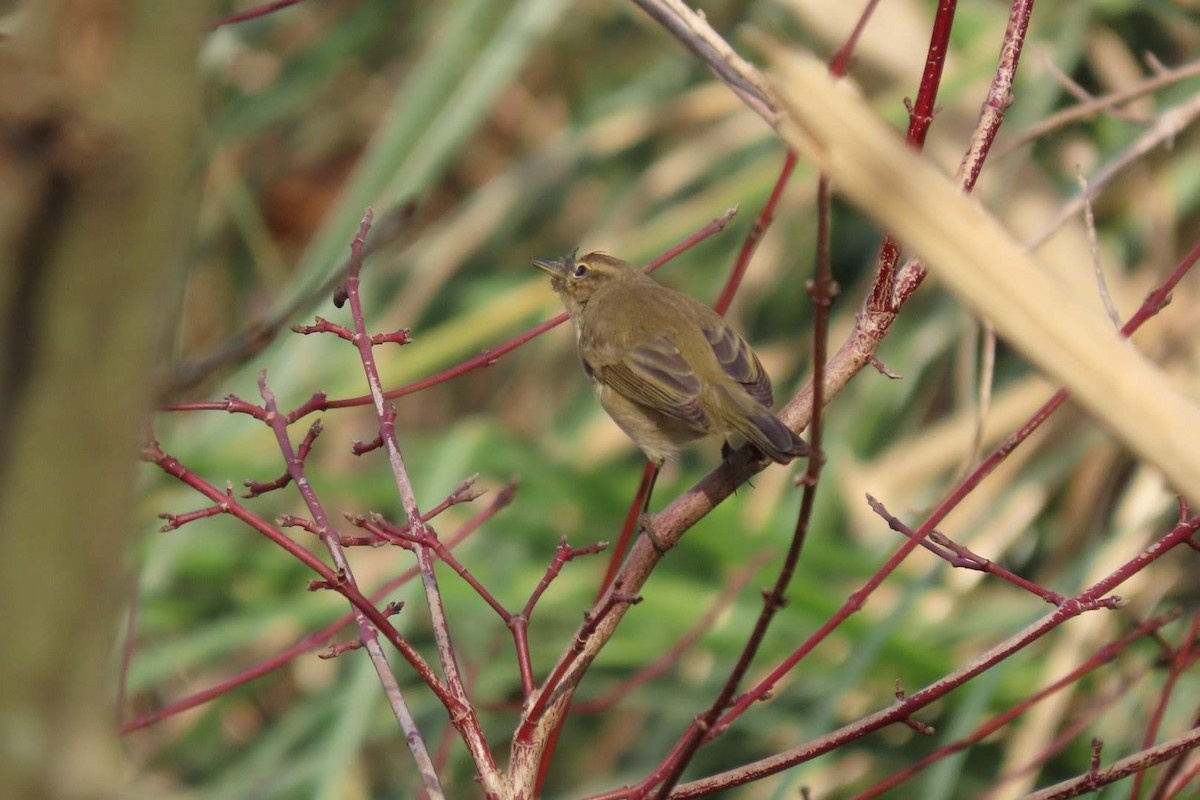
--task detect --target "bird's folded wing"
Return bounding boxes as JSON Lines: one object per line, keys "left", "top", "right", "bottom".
{"left": 594, "top": 335, "right": 708, "bottom": 428}
{"left": 704, "top": 323, "right": 773, "bottom": 408}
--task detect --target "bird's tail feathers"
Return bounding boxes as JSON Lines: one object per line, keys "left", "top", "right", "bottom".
{"left": 730, "top": 398, "right": 809, "bottom": 464}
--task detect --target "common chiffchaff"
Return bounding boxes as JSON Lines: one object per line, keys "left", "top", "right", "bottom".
{"left": 533, "top": 251, "right": 808, "bottom": 467}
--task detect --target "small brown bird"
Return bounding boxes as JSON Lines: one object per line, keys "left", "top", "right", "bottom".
{"left": 533, "top": 251, "right": 808, "bottom": 468}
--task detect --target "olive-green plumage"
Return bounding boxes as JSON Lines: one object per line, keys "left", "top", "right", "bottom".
{"left": 533, "top": 251, "right": 808, "bottom": 466}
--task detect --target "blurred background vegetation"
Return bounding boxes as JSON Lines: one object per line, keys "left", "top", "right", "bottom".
{"left": 123, "top": 0, "right": 1199, "bottom": 797}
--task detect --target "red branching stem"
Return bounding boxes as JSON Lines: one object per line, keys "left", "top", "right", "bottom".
{"left": 255, "top": 374, "right": 444, "bottom": 798}
{"left": 891, "top": 0, "right": 1035, "bottom": 306}
{"left": 539, "top": 533, "right": 631, "bottom": 790}
{"left": 142, "top": 438, "right": 457, "bottom": 707}
{"left": 1149, "top": 706, "right": 1200, "bottom": 800}
{"left": 661, "top": 515, "right": 1199, "bottom": 798}
{"left": 851, "top": 612, "right": 1179, "bottom": 799}
{"left": 692, "top": 235, "right": 1197, "bottom": 737}
{"left": 528, "top": 538, "right": 610, "bottom": 620}
{"left": 982, "top": 669, "right": 1147, "bottom": 800}
{"left": 867, "top": 494, "right": 1065, "bottom": 604}
{"left": 358, "top": 513, "right": 509, "bottom": 619}
{"left": 1132, "top": 610, "right": 1200, "bottom": 798}
{"left": 713, "top": 153, "right": 796, "bottom": 316}
{"left": 160, "top": 393, "right": 269, "bottom": 417}
{"left": 575, "top": 551, "right": 771, "bottom": 714}
{"left": 122, "top": 480, "right": 515, "bottom": 735}
{"left": 292, "top": 316, "right": 354, "bottom": 341}
{"left": 211, "top": 0, "right": 309, "bottom": 29}
{"left": 518, "top": 541, "right": 613, "bottom": 700}
{"left": 338, "top": 211, "right": 499, "bottom": 791}
{"left": 597, "top": 462, "right": 657, "bottom": 600}
{"left": 867, "top": 0, "right": 958, "bottom": 311}
{"left": 828, "top": 0, "right": 882, "bottom": 76}
{"left": 243, "top": 419, "right": 322, "bottom": 497}
{"left": 516, "top": 590, "right": 643, "bottom": 746}
{"left": 1022, "top": 727, "right": 1200, "bottom": 800}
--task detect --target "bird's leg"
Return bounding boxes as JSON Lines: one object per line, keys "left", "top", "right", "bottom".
{"left": 721, "top": 441, "right": 755, "bottom": 491}
{"left": 639, "top": 460, "right": 669, "bottom": 554}
{"left": 641, "top": 461, "right": 660, "bottom": 514}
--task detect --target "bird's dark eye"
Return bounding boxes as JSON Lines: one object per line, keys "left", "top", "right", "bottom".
{"left": 573, "top": 264, "right": 589, "bottom": 278}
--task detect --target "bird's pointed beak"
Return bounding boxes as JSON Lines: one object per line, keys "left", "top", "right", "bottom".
{"left": 532, "top": 257, "right": 566, "bottom": 276}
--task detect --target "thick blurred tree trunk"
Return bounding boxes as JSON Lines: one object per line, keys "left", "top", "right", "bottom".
{"left": 0, "top": 2, "right": 214, "bottom": 796}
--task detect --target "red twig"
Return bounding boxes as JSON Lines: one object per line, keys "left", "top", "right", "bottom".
{"left": 242, "top": 419, "right": 322, "bottom": 497}
{"left": 981, "top": 666, "right": 1148, "bottom": 799}
{"left": 575, "top": 550, "right": 773, "bottom": 714}
{"left": 691, "top": 234, "right": 1198, "bottom": 742}
{"left": 1134, "top": 610, "right": 1200, "bottom": 798}
{"left": 867, "top": 494, "right": 1067, "bottom": 605}
{"left": 712, "top": 153, "right": 796, "bottom": 316}
{"left": 867, "top": 0, "right": 959, "bottom": 312}
{"left": 121, "top": 480, "right": 516, "bottom": 734}
{"left": 852, "top": 612, "right": 1179, "bottom": 799}
{"left": 527, "top": 538, "right": 610, "bottom": 622}
{"left": 596, "top": 462, "right": 657, "bottom": 600}
{"left": 515, "top": 588, "right": 643, "bottom": 747}
{"left": 337, "top": 210, "right": 500, "bottom": 792}
{"left": 123, "top": 479, "right": 516, "bottom": 734}
{"left": 892, "top": 0, "right": 1035, "bottom": 305}
{"left": 142, "top": 438, "right": 458, "bottom": 708}
{"left": 519, "top": 538, "right": 610, "bottom": 696}
{"left": 211, "top": 0, "right": 309, "bottom": 29}
{"left": 255, "top": 372, "right": 444, "bottom": 797}
{"left": 1023, "top": 727, "right": 1200, "bottom": 800}
{"left": 661, "top": 514, "right": 1200, "bottom": 798}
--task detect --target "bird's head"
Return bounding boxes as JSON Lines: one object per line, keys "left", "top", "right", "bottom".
{"left": 532, "top": 251, "right": 637, "bottom": 313}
